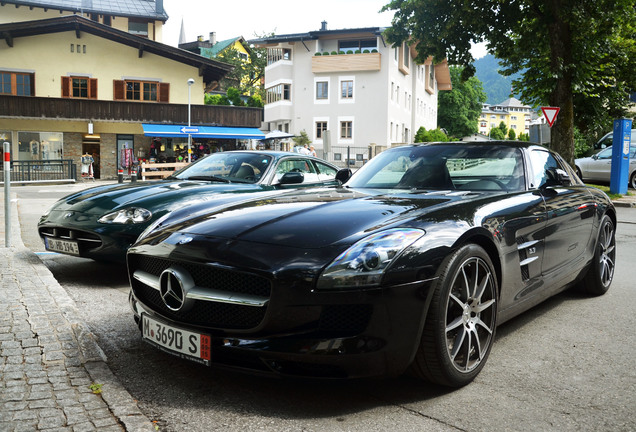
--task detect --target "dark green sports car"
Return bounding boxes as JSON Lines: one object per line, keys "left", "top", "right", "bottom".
{"left": 38, "top": 150, "right": 348, "bottom": 262}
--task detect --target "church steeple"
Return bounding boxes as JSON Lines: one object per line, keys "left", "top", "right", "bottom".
{"left": 178, "top": 17, "right": 186, "bottom": 45}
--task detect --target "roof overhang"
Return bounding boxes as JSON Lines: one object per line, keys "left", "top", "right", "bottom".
{"left": 0, "top": 15, "right": 233, "bottom": 83}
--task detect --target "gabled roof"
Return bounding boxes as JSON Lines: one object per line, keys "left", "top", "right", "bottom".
{"left": 203, "top": 37, "right": 243, "bottom": 58}
{"left": 1, "top": 0, "right": 168, "bottom": 20}
{"left": 0, "top": 15, "right": 233, "bottom": 83}
{"left": 497, "top": 97, "right": 531, "bottom": 109}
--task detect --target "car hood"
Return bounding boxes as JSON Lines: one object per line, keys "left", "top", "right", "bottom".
{"left": 48, "top": 179, "right": 266, "bottom": 215}
{"left": 159, "top": 187, "right": 481, "bottom": 248}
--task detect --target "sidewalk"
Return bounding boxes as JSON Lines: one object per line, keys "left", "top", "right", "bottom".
{"left": 0, "top": 187, "right": 154, "bottom": 431}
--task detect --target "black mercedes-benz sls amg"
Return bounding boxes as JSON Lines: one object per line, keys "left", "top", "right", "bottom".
{"left": 127, "top": 142, "right": 616, "bottom": 387}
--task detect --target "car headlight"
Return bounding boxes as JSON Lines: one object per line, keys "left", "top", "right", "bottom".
{"left": 98, "top": 208, "right": 152, "bottom": 224}
{"left": 316, "top": 228, "right": 425, "bottom": 290}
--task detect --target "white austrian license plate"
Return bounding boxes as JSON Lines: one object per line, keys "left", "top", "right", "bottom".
{"left": 44, "top": 238, "right": 80, "bottom": 256}
{"left": 141, "top": 313, "right": 211, "bottom": 365}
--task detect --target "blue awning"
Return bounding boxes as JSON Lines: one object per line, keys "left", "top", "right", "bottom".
{"left": 142, "top": 124, "right": 265, "bottom": 140}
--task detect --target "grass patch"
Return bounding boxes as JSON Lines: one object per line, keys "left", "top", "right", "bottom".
{"left": 586, "top": 183, "right": 633, "bottom": 200}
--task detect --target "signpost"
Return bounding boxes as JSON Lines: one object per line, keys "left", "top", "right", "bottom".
{"left": 610, "top": 118, "right": 632, "bottom": 195}
{"left": 3, "top": 141, "right": 10, "bottom": 247}
{"left": 541, "top": 107, "right": 560, "bottom": 127}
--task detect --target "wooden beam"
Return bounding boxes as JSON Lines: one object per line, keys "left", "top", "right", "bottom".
{"left": 138, "top": 44, "right": 144, "bottom": 58}
{"left": 2, "top": 31, "right": 13, "bottom": 48}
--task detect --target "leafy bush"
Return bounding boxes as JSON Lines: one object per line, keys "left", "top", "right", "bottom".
{"left": 204, "top": 93, "right": 230, "bottom": 106}
{"left": 346, "top": 50, "right": 354, "bottom": 54}
{"left": 247, "top": 94, "right": 263, "bottom": 108}
{"left": 331, "top": 51, "right": 338, "bottom": 55}
{"left": 322, "top": 52, "right": 330, "bottom": 55}
{"left": 315, "top": 52, "right": 322, "bottom": 56}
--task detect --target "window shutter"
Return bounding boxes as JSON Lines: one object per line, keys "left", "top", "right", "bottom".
{"left": 89, "top": 78, "right": 98, "bottom": 99}
{"left": 61, "top": 76, "right": 71, "bottom": 98}
{"left": 158, "top": 82, "right": 170, "bottom": 103}
{"left": 113, "top": 80, "right": 125, "bottom": 100}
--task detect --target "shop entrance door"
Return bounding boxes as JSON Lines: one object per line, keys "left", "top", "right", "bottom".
{"left": 82, "top": 142, "right": 100, "bottom": 179}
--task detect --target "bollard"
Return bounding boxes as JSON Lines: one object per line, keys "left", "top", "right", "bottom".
{"left": 118, "top": 168, "right": 123, "bottom": 183}
{"left": 3, "top": 141, "right": 11, "bottom": 247}
{"left": 131, "top": 170, "right": 137, "bottom": 183}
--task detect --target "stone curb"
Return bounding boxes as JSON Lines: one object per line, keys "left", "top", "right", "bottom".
{"left": 1, "top": 191, "right": 155, "bottom": 431}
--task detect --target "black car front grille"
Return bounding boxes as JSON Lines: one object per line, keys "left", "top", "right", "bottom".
{"left": 39, "top": 226, "right": 102, "bottom": 251}
{"left": 129, "top": 255, "right": 271, "bottom": 330}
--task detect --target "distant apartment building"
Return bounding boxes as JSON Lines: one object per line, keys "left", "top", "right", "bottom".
{"left": 251, "top": 22, "right": 451, "bottom": 163}
{"left": 479, "top": 97, "right": 532, "bottom": 137}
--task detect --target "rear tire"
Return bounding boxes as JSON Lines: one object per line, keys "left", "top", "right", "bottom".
{"left": 630, "top": 172, "right": 636, "bottom": 189}
{"left": 583, "top": 215, "right": 615, "bottom": 296}
{"left": 410, "top": 244, "right": 497, "bottom": 387}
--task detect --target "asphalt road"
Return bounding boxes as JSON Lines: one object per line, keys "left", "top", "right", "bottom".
{"left": 13, "top": 183, "right": 636, "bottom": 432}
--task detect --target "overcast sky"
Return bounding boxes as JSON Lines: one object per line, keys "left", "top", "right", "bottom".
{"left": 161, "top": 0, "right": 487, "bottom": 58}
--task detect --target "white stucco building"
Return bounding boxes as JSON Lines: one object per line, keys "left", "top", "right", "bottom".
{"left": 251, "top": 22, "right": 451, "bottom": 162}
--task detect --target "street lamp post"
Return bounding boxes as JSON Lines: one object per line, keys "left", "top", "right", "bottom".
{"left": 187, "top": 78, "right": 194, "bottom": 163}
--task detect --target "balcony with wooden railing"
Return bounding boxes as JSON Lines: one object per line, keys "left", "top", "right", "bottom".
{"left": 311, "top": 52, "right": 381, "bottom": 73}
{"left": 0, "top": 95, "right": 263, "bottom": 127}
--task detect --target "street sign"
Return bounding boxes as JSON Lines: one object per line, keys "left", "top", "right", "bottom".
{"left": 180, "top": 126, "right": 199, "bottom": 134}
{"left": 541, "top": 107, "right": 560, "bottom": 127}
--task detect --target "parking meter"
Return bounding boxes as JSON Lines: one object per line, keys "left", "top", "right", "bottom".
{"left": 610, "top": 118, "right": 632, "bottom": 194}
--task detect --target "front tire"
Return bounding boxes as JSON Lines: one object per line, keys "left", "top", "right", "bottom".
{"left": 410, "top": 244, "right": 497, "bottom": 387}
{"left": 583, "top": 215, "right": 615, "bottom": 296}
{"left": 630, "top": 171, "right": 636, "bottom": 189}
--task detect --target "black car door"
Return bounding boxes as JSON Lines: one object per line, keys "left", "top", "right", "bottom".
{"left": 529, "top": 149, "right": 595, "bottom": 281}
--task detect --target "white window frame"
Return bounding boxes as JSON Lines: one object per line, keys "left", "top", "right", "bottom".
{"left": 338, "top": 116, "right": 354, "bottom": 144}
{"left": 314, "top": 117, "right": 329, "bottom": 143}
{"left": 314, "top": 77, "right": 330, "bottom": 104}
{"left": 339, "top": 76, "right": 355, "bottom": 104}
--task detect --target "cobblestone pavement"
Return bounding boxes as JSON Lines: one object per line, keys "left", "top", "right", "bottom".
{"left": 1, "top": 187, "right": 155, "bottom": 431}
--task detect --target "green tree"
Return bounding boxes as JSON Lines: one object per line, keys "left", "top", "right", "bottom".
{"left": 508, "top": 129, "right": 516, "bottom": 140}
{"left": 497, "top": 121, "right": 508, "bottom": 137}
{"left": 292, "top": 130, "right": 312, "bottom": 147}
{"left": 226, "top": 87, "right": 244, "bottom": 106}
{"left": 415, "top": 127, "right": 449, "bottom": 142}
{"left": 489, "top": 128, "right": 505, "bottom": 140}
{"left": 438, "top": 66, "right": 487, "bottom": 138}
{"left": 382, "top": 0, "right": 636, "bottom": 165}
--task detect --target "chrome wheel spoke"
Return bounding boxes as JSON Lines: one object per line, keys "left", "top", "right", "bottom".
{"left": 474, "top": 298, "right": 495, "bottom": 314}
{"left": 446, "top": 255, "right": 497, "bottom": 374}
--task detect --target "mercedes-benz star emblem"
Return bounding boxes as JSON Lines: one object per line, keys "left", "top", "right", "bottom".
{"left": 159, "top": 267, "right": 195, "bottom": 312}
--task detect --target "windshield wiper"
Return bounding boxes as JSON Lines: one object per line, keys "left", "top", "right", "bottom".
{"left": 183, "top": 175, "right": 231, "bottom": 183}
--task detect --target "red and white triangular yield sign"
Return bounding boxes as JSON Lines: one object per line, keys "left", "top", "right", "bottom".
{"left": 541, "top": 106, "right": 560, "bottom": 127}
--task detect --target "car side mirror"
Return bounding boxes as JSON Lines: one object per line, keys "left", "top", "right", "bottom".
{"left": 543, "top": 167, "right": 571, "bottom": 188}
{"left": 336, "top": 168, "right": 352, "bottom": 184}
{"left": 279, "top": 171, "right": 304, "bottom": 185}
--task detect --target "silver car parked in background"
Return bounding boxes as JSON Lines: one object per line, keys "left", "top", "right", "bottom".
{"left": 575, "top": 146, "right": 636, "bottom": 189}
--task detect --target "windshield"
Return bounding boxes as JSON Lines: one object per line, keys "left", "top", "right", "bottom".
{"left": 172, "top": 152, "right": 273, "bottom": 183}
{"left": 347, "top": 144, "right": 526, "bottom": 192}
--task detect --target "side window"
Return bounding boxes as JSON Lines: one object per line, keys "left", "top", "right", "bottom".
{"left": 275, "top": 159, "right": 318, "bottom": 182}
{"left": 596, "top": 148, "right": 612, "bottom": 160}
{"left": 528, "top": 149, "right": 558, "bottom": 188}
{"left": 314, "top": 161, "right": 338, "bottom": 181}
